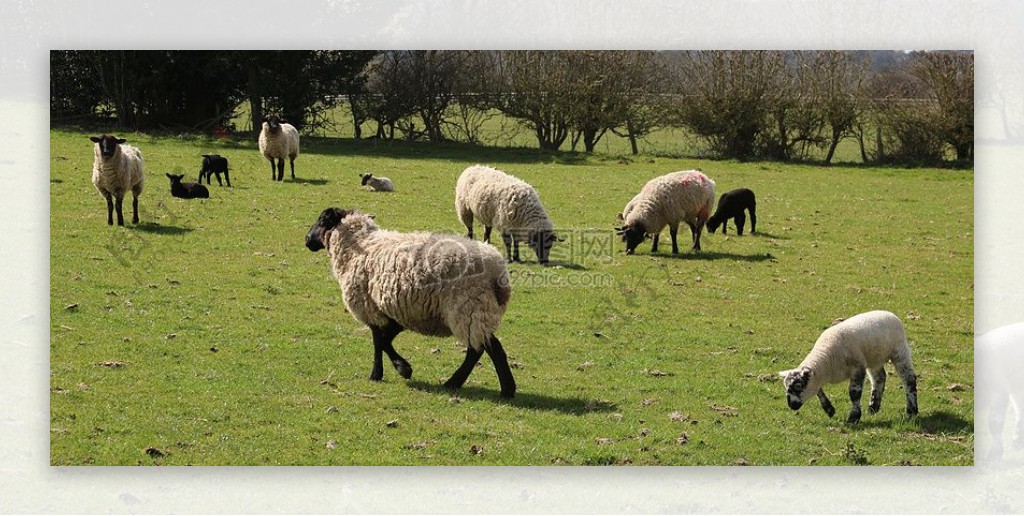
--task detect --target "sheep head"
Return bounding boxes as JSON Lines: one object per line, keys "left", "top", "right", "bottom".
{"left": 779, "top": 367, "right": 814, "bottom": 410}
{"left": 706, "top": 217, "right": 722, "bottom": 234}
{"left": 527, "top": 230, "right": 561, "bottom": 266}
{"left": 165, "top": 173, "right": 185, "bottom": 185}
{"left": 263, "top": 115, "right": 283, "bottom": 134}
{"left": 90, "top": 134, "right": 126, "bottom": 159}
{"left": 306, "top": 207, "right": 350, "bottom": 252}
{"left": 360, "top": 173, "right": 373, "bottom": 186}
{"left": 615, "top": 223, "right": 647, "bottom": 255}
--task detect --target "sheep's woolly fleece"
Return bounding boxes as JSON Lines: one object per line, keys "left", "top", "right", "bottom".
{"left": 92, "top": 139, "right": 144, "bottom": 199}
{"left": 258, "top": 120, "right": 300, "bottom": 161}
{"left": 455, "top": 165, "right": 555, "bottom": 238}
{"left": 325, "top": 211, "right": 511, "bottom": 350}
{"left": 623, "top": 170, "right": 715, "bottom": 234}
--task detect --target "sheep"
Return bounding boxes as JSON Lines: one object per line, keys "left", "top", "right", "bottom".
{"left": 199, "top": 154, "right": 231, "bottom": 187}
{"left": 258, "top": 115, "right": 300, "bottom": 181}
{"left": 976, "top": 323, "right": 1024, "bottom": 461}
{"left": 706, "top": 187, "right": 756, "bottom": 235}
{"left": 455, "top": 165, "right": 559, "bottom": 265}
{"left": 166, "top": 173, "right": 210, "bottom": 199}
{"left": 305, "top": 207, "right": 517, "bottom": 399}
{"left": 615, "top": 170, "right": 716, "bottom": 255}
{"left": 360, "top": 173, "right": 395, "bottom": 192}
{"left": 90, "top": 134, "right": 144, "bottom": 226}
{"left": 778, "top": 310, "right": 918, "bottom": 424}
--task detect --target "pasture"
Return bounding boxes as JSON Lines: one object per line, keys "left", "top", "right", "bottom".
{"left": 50, "top": 128, "right": 973, "bottom": 465}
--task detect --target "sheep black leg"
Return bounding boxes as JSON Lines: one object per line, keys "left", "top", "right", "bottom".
{"left": 444, "top": 344, "right": 485, "bottom": 391}
{"left": 868, "top": 366, "right": 886, "bottom": 414}
{"left": 650, "top": 233, "right": 659, "bottom": 253}
{"left": 131, "top": 193, "right": 139, "bottom": 224}
{"left": 501, "top": 232, "right": 513, "bottom": 262}
{"left": 369, "top": 322, "right": 410, "bottom": 380}
{"left": 484, "top": 335, "right": 516, "bottom": 399}
{"left": 483, "top": 226, "right": 492, "bottom": 243}
{"left": 894, "top": 359, "right": 918, "bottom": 417}
{"left": 669, "top": 224, "right": 679, "bottom": 254}
{"left": 749, "top": 205, "right": 757, "bottom": 234}
{"left": 224, "top": 170, "right": 231, "bottom": 187}
{"left": 103, "top": 192, "right": 114, "bottom": 226}
{"left": 289, "top": 156, "right": 296, "bottom": 179}
{"left": 276, "top": 159, "right": 285, "bottom": 181}
{"left": 735, "top": 213, "right": 746, "bottom": 236}
{"left": 267, "top": 158, "right": 276, "bottom": 181}
{"left": 114, "top": 196, "right": 125, "bottom": 226}
{"left": 512, "top": 238, "right": 521, "bottom": 262}
{"left": 817, "top": 389, "right": 836, "bottom": 418}
{"left": 693, "top": 220, "right": 706, "bottom": 251}
{"left": 847, "top": 368, "right": 866, "bottom": 423}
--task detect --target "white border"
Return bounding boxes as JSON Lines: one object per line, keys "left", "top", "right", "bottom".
{"left": 3, "top": 1, "right": 1018, "bottom": 513}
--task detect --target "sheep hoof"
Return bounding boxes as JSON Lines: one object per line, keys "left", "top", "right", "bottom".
{"left": 499, "top": 389, "right": 515, "bottom": 399}
{"left": 441, "top": 379, "right": 461, "bottom": 391}
{"left": 846, "top": 411, "right": 861, "bottom": 424}
{"left": 823, "top": 406, "right": 836, "bottom": 418}
{"left": 868, "top": 403, "right": 881, "bottom": 414}
{"left": 395, "top": 362, "right": 413, "bottom": 379}
{"left": 369, "top": 369, "right": 384, "bottom": 382}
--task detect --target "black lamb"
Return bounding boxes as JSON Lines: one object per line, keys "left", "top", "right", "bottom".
{"left": 706, "top": 188, "right": 756, "bottom": 235}
{"left": 167, "top": 173, "right": 210, "bottom": 199}
{"left": 199, "top": 154, "right": 231, "bottom": 186}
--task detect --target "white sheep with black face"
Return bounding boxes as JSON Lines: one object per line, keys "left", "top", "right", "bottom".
{"left": 360, "top": 173, "right": 395, "bottom": 192}
{"left": 779, "top": 310, "right": 919, "bottom": 424}
{"left": 455, "top": 165, "right": 559, "bottom": 265}
{"left": 305, "top": 207, "right": 517, "bottom": 398}
{"left": 615, "top": 170, "right": 716, "bottom": 255}
{"left": 258, "top": 115, "right": 300, "bottom": 181}
{"left": 90, "top": 134, "right": 144, "bottom": 226}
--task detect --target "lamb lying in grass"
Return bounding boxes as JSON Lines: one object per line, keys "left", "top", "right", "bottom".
{"left": 779, "top": 310, "right": 918, "bottom": 423}
{"left": 166, "top": 173, "right": 210, "bottom": 199}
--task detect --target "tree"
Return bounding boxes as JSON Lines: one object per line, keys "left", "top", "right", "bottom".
{"left": 910, "top": 51, "right": 974, "bottom": 162}
{"left": 493, "top": 51, "right": 574, "bottom": 151}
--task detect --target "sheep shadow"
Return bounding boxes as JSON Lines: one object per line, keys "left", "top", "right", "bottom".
{"left": 914, "top": 411, "right": 973, "bottom": 434}
{"left": 289, "top": 178, "right": 330, "bottom": 186}
{"left": 133, "top": 222, "right": 193, "bottom": 235}
{"left": 407, "top": 380, "right": 618, "bottom": 415}
{"left": 647, "top": 250, "right": 775, "bottom": 263}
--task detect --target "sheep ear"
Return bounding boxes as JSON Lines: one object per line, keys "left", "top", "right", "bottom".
{"left": 89, "top": 136, "right": 101, "bottom": 143}
{"left": 616, "top": 213, "right": 624, "bottom": 222}
{"left": 778, "top": 369, "right": 793, "bottom": 378}
{"left": 116, "top": 138, "right": 126, "bottom": 144}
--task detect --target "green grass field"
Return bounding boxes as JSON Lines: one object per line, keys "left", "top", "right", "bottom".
{"left": 50, "top": 128, "right": 973, "bottom": 465}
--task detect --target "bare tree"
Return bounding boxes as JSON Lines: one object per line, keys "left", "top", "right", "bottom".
{"left": 911, "top": 51, "right": 974, "bottom": 162}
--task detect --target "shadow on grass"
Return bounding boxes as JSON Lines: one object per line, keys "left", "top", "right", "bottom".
{"left": 303, "top": 136, "right": 592, "bottom": 166}
{"left": 407, "top": 380, "right": 618, "bottom": 415}
{"left": 643, "top": 250, "right": 775, "bottom": 263}
{"left": 290, "top": 178, "right": 330, "bottom": 186}
{"left": 133, "top": 222, "right": 193, "bottom": 235}
{"left": 914, "top": 411, "right": 973, "bottom": 434}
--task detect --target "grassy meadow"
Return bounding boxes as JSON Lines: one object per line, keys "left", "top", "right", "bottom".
{"left": 50, "top": 128, "right": 973, "bottom": 465}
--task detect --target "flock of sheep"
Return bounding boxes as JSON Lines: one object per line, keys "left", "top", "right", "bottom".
{"left": 87, "top": 115, "right": 920, "bottom": 423}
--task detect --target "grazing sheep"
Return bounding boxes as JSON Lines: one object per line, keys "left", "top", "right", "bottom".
{"left": 455, "top": 165, "right": 559, "bottom": 265}
{"left": 166, "top": 173, "right": 210, "bottom": 199}
{"left": 707, "top": 188, "right": 756, "bottom": 235}
{"left": 90, "top": 134, "right": 144, "bottom": 226}
{"left": 779, "top": 310, "right": 918, "bottom": 423}
{"left": 976, "top": 323, "right": 1024, "bottom": 461}
{"left": 199, "top": 154, "right": 231, "bottom": 187}
{"left": 360, "top": 173, "right": 395, "bottom": 192}
{"left": 615, "top": 170, "right": 716, "bottom": 254}
{"left": 258, "top": 115, "right": 300, "bottom": 181}
{"left": 305, "top": 207, "right": 517, "bottom": 398}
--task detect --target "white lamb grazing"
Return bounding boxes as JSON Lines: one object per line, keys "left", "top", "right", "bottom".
{"left": 258, "top": 115, "right": 300, "bottom": 181}
{"left": 615, "top": 170, "right": 716, "bottom": 255}
{"left": 976, "top": 323, "right": 1024, "bottom": 461}
{"left": 360, "top": 173, "right": 395, "bottom": 192}
{"left": 90, "top": 134, "right": 144, "bottom": 226}
{"left": 779, "top": 310, "right": 919, "bottom": 424}
{"left": 455, "top": 165, "right": 558, "bottom": 265}
{"left": 305, "top": 207, "right": 516, "bottom": 398}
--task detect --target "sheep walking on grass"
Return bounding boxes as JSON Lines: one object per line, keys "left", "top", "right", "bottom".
{"left": 707, "top": 188, "right": 756, "bottom": 235}
{"left": 199, "top": 154, "right": 231, "bottom": 187}
{"left": 360, "top": 173, "right": 395, "bottom": 192}
{"left": 779, "top": 310, "right": 918, "bottom": 424}
{"left": 455, "top": 165, "right": 558, "bottom": 265}
{"left": 616, "top": 170, "right": 716, "bottom": 254}
{"left": 90, "top": 134, "right": 144, "bottom": 226}
{"left": 305, "top": 207, "right": 517, "bottom": 398}
{"left": 258, "top": 115, "right": 300, "bottom": 181}
{"left": 166, "top": 173, "right": 210, "bottom": 199}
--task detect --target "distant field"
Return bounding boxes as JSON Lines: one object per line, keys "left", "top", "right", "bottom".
{"left": 50, "top": 128, "right": 973, "bottom": 465}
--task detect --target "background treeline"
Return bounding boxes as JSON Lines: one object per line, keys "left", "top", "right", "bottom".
{"left": 51, "top": 50, "right": 973, "bottom": 165}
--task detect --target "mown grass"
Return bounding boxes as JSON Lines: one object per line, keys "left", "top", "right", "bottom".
{"left": 50, "top": 128, "right": 973, "bottom": 465}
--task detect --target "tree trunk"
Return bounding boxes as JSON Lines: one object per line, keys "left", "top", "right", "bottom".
{"left": 247, "top": 67, "right": 263, "bottom": 136}
{"left": 626, "top": 117, "right": 639, "bottom": 155}
{"left": 348, "top": 96, "right": 363, "bottom": 139}
{"left": 824, "top": 128, "right": 841, "bottom": 165}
